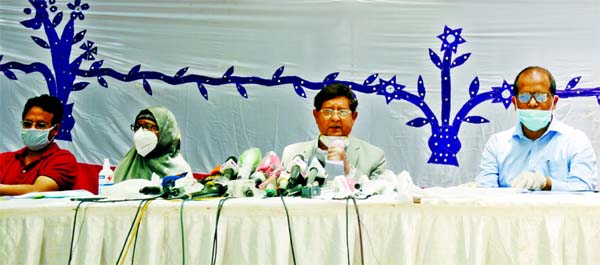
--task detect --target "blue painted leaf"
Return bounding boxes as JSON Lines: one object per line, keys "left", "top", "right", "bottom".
{"left": 175, "top": 67, "right": 188, "bottom": 77}
{"left": 417, "top": 75, "right": 426, "bottom": 99}
{"left": 468, "top": 76, "right": 480, "bottom": 98}
{"left": 451, "top": 53, "right": 471, "bottom": 68}
{"left": 293, "top": 84, "right": 306, "bottom": 98}
{"left": 71, "top": 82, "right": 90, "bottom": 91}
{"left": 20, "top": 18, "right": 41, "bottom": 29}
{"left": 406, "top": 117, "right": 429, "bottom": 128}
{"left": 597, "top": 95, "right": 600, "bottom": 106}
{"left": 428, "top": 48, "right": 442, "bottom": 69}
{"left": 52, "top": 12, "right": 63, "bottom": 27}
{"left": 272, "top": 66, "right": 284, "bottom": 79}
{"left": 363, "top": 73, "right": 378, "bottom": 85}
{"left": 197, "top": 83, "right": 208, "bottom": 100}
{"left": 31, "top": 36, "right": 50, "bottom": 49}
{"left": 72, "top": 30, "right": 86, "bottom": 45}
{"left": 236, "top": 83, "right": 248, "bottom": 98}
{"left": 323, "top": 72, "right": 339, "bottom": 82}
{"left": 97, "top": 76, "right": 108, "bottom": 88}
{"left": 142, "top": 79, "right": 152, "bottom": 95}
{"left": 565, "top": 76, "right": 581, "bottom": 90}
{"left": 90, "top": 60, "right": 103, "bottom": 70}
{"left": 463, "top": 115, "right": 490, "bottom": 124}
{"left": 223, "top": 66, "right": 234, "bottom": 79}
{"left": 3, "top": 70, "right": 17, "bottom": 80}
{"left": 0, "top": 55, "right": 3, "bottom": 63}
{"left": 129, "top": 64, "right": 141, "bottom": 76}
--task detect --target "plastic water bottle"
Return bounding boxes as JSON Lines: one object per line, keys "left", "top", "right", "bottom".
{"left": 98, "top": 158, "right": 114, "bottom": 195}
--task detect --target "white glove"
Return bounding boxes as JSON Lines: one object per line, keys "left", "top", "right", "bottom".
{"left": 510, "top": 171, "right": 547, "bottom": 190}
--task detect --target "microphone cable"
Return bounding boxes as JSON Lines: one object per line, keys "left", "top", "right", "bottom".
{"left": 115, "top": 199, "right": 153, "bottom": 265}
{"left": 279, "top": 194, "right": 297, "bottom": 265}
{"left": 179, "top": 198, "right": 189, "bottom": 265}
{"left": 129, "top": 200, "right": 153, "bottom": 265}
{"left": 345, "top": 196, "right": 365, "bottom": 265}
{"left": 210, "top": 197, "right": 232, "bottom": 265}
{"left": 68, "top": 195, "right": 164, "bottom": 264}
{"left": 68, "top": 200, "right": 86, "bottom": 265}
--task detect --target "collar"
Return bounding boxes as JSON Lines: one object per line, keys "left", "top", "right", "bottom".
{"left": 15, "top": 142, "right": 59, "bottom": 161}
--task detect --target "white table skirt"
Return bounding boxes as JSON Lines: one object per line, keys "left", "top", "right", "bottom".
{"left": 2, "top": 188, "right": 600, "bottom": 265}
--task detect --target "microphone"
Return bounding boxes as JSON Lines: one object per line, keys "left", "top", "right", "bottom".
{"left": 139, "top": 186, "right": 162, "bottom": 195}
{"left": 306, "top": 153, "right": 326, "bottom": 186}
{"left": 249, "top": 171, "right": 266, "bottom": 188}
{"left": 256, "top": 152, "right": 283, "bottom": 192}
{"left": 287, "top": 154, "right": 307, "bottom": 187}
{"left": 208, "top": 165, "right": 221, "bottom": 177}
{"left": 277, "top": 171, "right": 291, "bottom": 196}
{"left": 223, "top": 179, "right": 256, "bottom": 198}
{"left": 220, "top": 156, "right": 239, "bottom": 180}
{"left": 237, "top": 148, "right": 262, "bottom": 179}
{"left": 181, "top": 181, "right": 227, "bottom": 199}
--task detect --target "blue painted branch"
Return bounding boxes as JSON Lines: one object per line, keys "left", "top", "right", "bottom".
{"left": 452, "top": 91, "right": 495, "bottom": 130}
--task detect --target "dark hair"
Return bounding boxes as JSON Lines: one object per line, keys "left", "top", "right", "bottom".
{"left": 513, "top": 66, "right": 556, "bottom": 95}
{"left": 313, "top": 83, "right": 358, "bottom": 112}
{"left": 22, "top": 94, "right": 64, "bottom": 125}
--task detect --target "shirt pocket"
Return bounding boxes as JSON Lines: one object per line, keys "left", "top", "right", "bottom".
{"left": 547, "top": 160, "right": 568, "bottom": 180}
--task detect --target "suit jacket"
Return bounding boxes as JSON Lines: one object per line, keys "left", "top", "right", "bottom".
{"left": 281, "top": 136, "right": 386, "bottom": 179}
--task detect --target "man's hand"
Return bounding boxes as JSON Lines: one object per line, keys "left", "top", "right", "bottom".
{"left": 510, "top": 171, "right": 548, "bottom": 190}
{"left": 327, "top": 146, "right": 351, "bottom": 175}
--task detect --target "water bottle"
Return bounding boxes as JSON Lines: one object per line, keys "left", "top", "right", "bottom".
{"left": 98, "top": 158, "right": 114, "bottom": 195}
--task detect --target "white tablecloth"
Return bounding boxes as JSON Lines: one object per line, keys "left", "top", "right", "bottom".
{"left": 2, "top": 188, "right": 600, "bottom": 265}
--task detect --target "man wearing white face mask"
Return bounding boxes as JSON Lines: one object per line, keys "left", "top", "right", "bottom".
{"left": 114, "top": 106, "right": 192, "bottom": 182}
{"left": 0, "top": 94, "right": 77, "bottom": 195}
{"left": 281, "top": 83, "right": 386, "bottom": 179}
{"left": 477, "top": 66, "right": 597, "bottom": 191}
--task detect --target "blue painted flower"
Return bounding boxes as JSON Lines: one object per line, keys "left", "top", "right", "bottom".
{"left": 68, "top": 0, "right": 89, "bottom": 20}
{"left": 437, "top": 25, "right": 466, "bottom": 54}
{"left": 79, "top": 40, "right": 97, "bottom": 60}
{"left": 491, "top": 80, "right": 513, "bottom": 109}
{"left": 377, "top": 76, "right": 405, "bottom": 104}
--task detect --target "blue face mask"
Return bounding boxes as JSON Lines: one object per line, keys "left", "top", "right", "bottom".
{"left": 517, "top": 109, "right": 552, "bottom": 131}
{"left": 21, "top": 126, "right": 55, "bottom": 151}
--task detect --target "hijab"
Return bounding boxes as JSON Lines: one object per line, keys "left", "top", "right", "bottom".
{"left": 114, "top": 106, "right": 191, "bottom": 182}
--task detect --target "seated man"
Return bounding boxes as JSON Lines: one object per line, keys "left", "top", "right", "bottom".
{"left": 0, "top": 94, "right": 77, "bottom": 195}
{"left": 281, "top": 83, "right": 386, "bottom": 179}
{"left": 477, "top": 66, "right": 597, "bottom": 191}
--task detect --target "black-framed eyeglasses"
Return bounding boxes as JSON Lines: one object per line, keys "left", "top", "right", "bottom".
{"left": 22, "top": 120, "right": 52, "bottom": 129}
{"left": 319, "top": 109, "right": 352, "bottom": 118}
{"left": 517, "top": 92, "right": 551, "bottom": 103}
{"left": 130, "top": 123, "right": 159, "bottom": 132}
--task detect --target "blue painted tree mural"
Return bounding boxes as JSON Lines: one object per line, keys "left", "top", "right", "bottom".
{"left": 2, "top": 1, "right": 600, "bottom": 165}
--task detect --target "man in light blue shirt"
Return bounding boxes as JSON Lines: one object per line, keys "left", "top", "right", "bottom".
{"left": 477, "top": 66, "right": 597, "bottom": 191}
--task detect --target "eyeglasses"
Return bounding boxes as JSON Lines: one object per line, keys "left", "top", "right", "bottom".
{"left": 517, "top": 92, "right": 552, "bottom": 103}
{"left": 319, "top": 109, "right": 352, "bottom": 118}
{"left": 130, "top": 123, "right": 159, "bottom": 132}
{"left": 22, "top": 120, "right": 52, "bottom": 129}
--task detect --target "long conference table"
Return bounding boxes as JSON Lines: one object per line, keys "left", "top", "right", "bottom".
{"left": 2, "top": 188, "right": 600, "bottom": 265}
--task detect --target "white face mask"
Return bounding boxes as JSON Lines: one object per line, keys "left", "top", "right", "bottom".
{"left": 319, "top": 135, "right": 348, "bottom": 148}
{"left": 21, "top": 126, "right": 55, "bottom": 151}
{"left": 134, "top": 129, "right": 158, "bottom": 157}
